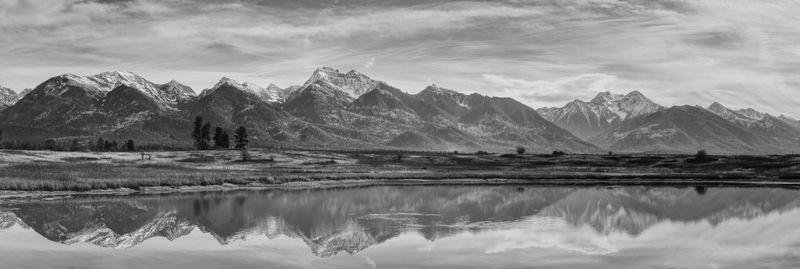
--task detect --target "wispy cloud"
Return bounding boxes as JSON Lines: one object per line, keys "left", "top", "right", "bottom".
{"left": 362, "top": 58, "right": 376, "bottom": 70}
{"left": 0, "top": 0, "right": 797, "bottom": 116}
{"left": 482, "top": 73, "right": 621, "bottom": 106}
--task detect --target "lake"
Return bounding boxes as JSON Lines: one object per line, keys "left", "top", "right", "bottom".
{"left": 1, "top": 185, "right": 800, "bottom": 268}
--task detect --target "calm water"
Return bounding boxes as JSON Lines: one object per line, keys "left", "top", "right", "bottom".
{"left": 1, "top": 186, "right": 800, "bottom": 269}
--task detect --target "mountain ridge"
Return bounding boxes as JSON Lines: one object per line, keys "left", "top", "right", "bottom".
{"left": 537, "top": 91, "right": 665, "bottom": 139}
{"left": 0, "top": 69, "right": 795, "bottom": 154}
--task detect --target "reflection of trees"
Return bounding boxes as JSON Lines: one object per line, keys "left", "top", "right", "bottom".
{"left": 1, "top": 186, "right": 799, "bottom": 256}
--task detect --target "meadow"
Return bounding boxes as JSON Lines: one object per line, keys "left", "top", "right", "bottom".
{"left": 0, "top": 149, "right": 798, "bottom": 193}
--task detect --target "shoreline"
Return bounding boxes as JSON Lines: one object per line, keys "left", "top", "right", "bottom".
{"left": 3, "top": 176, "right": 800, "bottom": 201}
{"left": 1, "top": 148, "right": 798, "bottom": 200}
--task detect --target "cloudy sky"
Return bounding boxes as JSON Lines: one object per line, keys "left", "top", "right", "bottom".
{"left": 1, "top": 0, "right": 798, "bottom": 117}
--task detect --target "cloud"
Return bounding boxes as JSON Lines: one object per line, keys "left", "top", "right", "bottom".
{"left": 362, "top": 58, "right": 376, "bottom": 70}
{"left": 482, "top": 73, "right": 620, "bottom": 106}
{"left": 0, "top": 0, "right": 798, "bottom": 117}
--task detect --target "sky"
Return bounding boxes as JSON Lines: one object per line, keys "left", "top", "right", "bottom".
{"left": 0, "top": 0, "right": 798, "bottom": 117}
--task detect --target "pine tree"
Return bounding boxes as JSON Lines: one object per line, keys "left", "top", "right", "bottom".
{"left": 95, "top": 138, "right": 105, "bottom": 152}
{"left": 44, "top": 139, "right": 58, "bottom": 151}
{"left": 201, "top": 123, "right": 211, "bottom": 150}
{"left": 213, "top": 127, "right": 224, "bottom": 148}
{"left": 192, "top": 116, "right": 203, "bottom": 150}
{"left": 125, "top": 140, "right": 135, "bottom": 151}
{"left": 70, "top": 139, "right": 81, "bottom": 151}
{"left": 221, "top": 131, "right": 231, "bottom": 149}
{"left": 234, "top": 126, "right": 248, "bottom": 149}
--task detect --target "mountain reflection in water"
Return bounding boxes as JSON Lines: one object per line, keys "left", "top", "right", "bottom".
{"left": 1, "top": 186, "right": 800, "bottom": 268}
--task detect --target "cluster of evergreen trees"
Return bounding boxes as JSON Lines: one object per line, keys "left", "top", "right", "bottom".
{"left": 0, "top": 119, "right": 250, "bottom": 152}
{"left": 0, "top": 132, "right": 136, "bottom": 152}
{"left": 191, "top": 116, "right": 248, "bottom": 150}
{"left": 91, "top": 138, "right": 135, "bottom": 152}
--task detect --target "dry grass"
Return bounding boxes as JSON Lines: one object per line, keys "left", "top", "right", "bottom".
{"left": 0, "top": 149, "right": 798, "bottom": 192}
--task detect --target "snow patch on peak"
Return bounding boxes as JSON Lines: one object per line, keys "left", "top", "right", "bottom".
{"left": 87, "top": 71, "right": 191, "bottom": 108}
{"left": 0, "top": 85, "right": 19, "bottom": 108}
{"left": 708, "top": 101, "right": 726, "bottom": 110}
{"left": 424, "top": 84, "right": 469, "bottom": 98}
{"left": 241, "top": 81, "right": 264, "bottom": 91}
{"left": 90, "top": 71, "right": 153, "bottom": 92}
{"left": 735, "top": 108, "right": 767, "bottom": 121}
{"left": 243, "top": 81, "right": 284, "bottom": 102}
{"left": 301, "top": 67, "right": 380, "bottom": 99}
{"left": 207, "top": 78, "right": 285, "bottom": 103}
{"left": 590, "top": 91, "right": 624, "bottom": 105}
{"left": 704, "top": 102, "right": 772, "bottom": 127}
{"left": 318, "top": 66, "right": 339, "bottom": 73}
{"left": 213, "top": 77, "right": 244, "bottom": 90}
{"left": 540, "top": 90, "right": 663, "bottom": 138}
{"left": 422, "top": 84, "right": 470, "bottom": 108}
{"left": 59, "top": 73, "right": 104, "bottom": 90}
{"left": 164, "top": 80, "right": 182, "bottom": 86}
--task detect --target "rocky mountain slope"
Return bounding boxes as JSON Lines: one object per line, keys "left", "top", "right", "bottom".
{"left": 0, "top": 85, "right": 18, "bottom": 111}
{"left": 537, "top": 91, "right": 800, "bottom": 154}
{"left": 1, "top": 68, "right": 796, "bottom": 154}
{"left": 588, "top": 105, "right": 787, "bottom": 154}
{"left": 779, "top": 115, "right": 800, "bottom": 129}
{"left": 0, "top": 68, "right": 594, "bottom": 152}
{"left": 537, "top": 91, "right": 664, "bottom": 139}
{"left": 705, "top": 102, "right": 800, "bottom": 149}
{"left": 300, "top": 67, "right": 379, "bottom": 99}
{"left": 0, "top": 72, "right": 194, "bottom": 140}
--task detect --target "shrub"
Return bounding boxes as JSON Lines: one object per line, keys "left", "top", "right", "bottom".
{"left": 695, "top": 150, "right": 708, "bottom": 160}
{"left": 516, "top": 146, "right": 526, "bottom": 155}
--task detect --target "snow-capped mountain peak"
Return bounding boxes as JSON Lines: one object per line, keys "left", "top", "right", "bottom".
{"left": 264, "top": 83, "right": 287, "bottom": 102}
{"left": 705, "top": 102, "right": 770, "bottom": 126}
{"left": 212, "top": 77, "right": 244, "bottom": 90}
{"left": 205, "top": 78, "right": 285, "bottom": 103}
{"left": 707, "top": 102, "right": 737, "bottom": 117}
{"left": 538, "top": 90, "right": 663, "bottom": 139}
{"left": 0, "top": 85, "right": 19, "bottom": 110}
{"left": 589, "top": 91, "right": 624, "bottom": 105}
{"left": 87, "top": 71, "right": 194, "bottom": 108}
{"left": 90, "top": 71, "right": 152, "bottom": 91}
{"left": 301, "top": 66, "right": 380, "bottom": 99}
{"left": 240, "top": 81, "right": 263, "bottom": 91}
{"left": 586, "top": 91, "right": 662, "bottom": 120}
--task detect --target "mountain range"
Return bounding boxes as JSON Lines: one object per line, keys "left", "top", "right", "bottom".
{"left": 0, "top": 68, "right": 797, "bottom": 154}
{"left": 540, "top": 92, "right": 800, "bottom": 154}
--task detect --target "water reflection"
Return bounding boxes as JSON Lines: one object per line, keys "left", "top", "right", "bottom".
{"left": 1, "top": 186, "right": 800, "bottom": 268}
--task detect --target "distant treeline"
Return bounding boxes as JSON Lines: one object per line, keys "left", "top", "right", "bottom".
{"left": 0, "top": 138, "right": 136, "bottom": 152}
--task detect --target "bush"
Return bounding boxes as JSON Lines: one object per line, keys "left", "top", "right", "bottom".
{"left": 695, "top": 150, "right": 708, "bottom": 160}
{"left": 516, "top": 146, "right": 526, "bottom": 155}
{"left": 551, "top": 150, "right": 566, "bottom": 156}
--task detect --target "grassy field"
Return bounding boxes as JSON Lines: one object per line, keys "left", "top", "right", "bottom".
{"left": 0, "top": 149, "right": 799, "bottom": 192}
